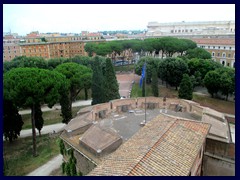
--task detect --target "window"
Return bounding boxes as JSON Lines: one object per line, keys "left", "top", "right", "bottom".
{"left": 212, "top": 52, "right": 215, "bottom": 57}
{"left": 178, "top": 30, "right": 181, "bottom": 32}
{"left": 228, "top": 54, "right": 231, "bottom": 58}
{"left": 222, "top": 61, "right": 225, "bottom": 66}
{"left": 222, "top": 53, "right": 226, "bottom": 58}
{"left": 213, "top": 46, "right": 215, "bottom": 49}
{"left": 230, "top": 47, "right": 232, "bottom": 50}
{"left": 208, "top": 46, "right": 210, "bottom": 49}
{"left": 186, "top": 30, "right": 188, "bottom": 32}
{"left": 224, "top": 47, "right": 226, "bottom": 50}
{"left": 217, "top": 53, "right": 220, "bottom": 57}
{"left": 218, "top": 46, "right": 220, "bottom": 49}
{"left": 227, "top": 63, "right": 230, "bottom": 66}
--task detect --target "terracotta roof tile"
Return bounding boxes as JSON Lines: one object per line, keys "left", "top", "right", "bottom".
{"left": 191, "top": 38, "right": 235, "bottom": 46}
{"left": 89, "top": 114, "right": 210, "bottom": 176}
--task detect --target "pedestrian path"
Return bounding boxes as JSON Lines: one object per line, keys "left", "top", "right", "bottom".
{"left": 19, "top": 100, "right": 92, "bottom": 115}
{"left": 19, "top": 123, "right": 66, "bottom": 138}
{"left": 27, "top": 154, "right": 63, "bottom": 176}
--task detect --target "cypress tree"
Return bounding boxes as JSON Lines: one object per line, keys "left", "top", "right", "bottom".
{"left": 104, "top": 58, "right": 120, "bottom": 101}
{"left": 35, "top": 103, "right": 44, "bottom": 136}
{"left": 151, "top": 68, "right": 159, "bottom": 97}
{"left": 91, "top": 56, "right": 105, "bottom": 105}
{"left": 59, "top": 83, "right": 72, "bottom": 124}
{"left": 178, "top": 74, "right": 193, "bottom": 100}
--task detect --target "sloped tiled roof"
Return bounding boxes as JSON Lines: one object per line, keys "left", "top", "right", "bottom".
{"left": 89, "top": 114, "right": 210, "bottom": 176}
{"left": 192, "top": 38, "right": 235, "bottom": 46}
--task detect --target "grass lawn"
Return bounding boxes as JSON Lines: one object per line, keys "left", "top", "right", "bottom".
{"left": 131, "top": 82, "right": 234, "bottom": 115}
{"left": 131, "top": 82, "right": 178, "bottom": 98}
{"left": 3, "top": 135, "right": 60, "bottom": 176}
{"left": 21, "top": 106, "right": 86, "bottom": 129}
{"left": 193, "top": 94, "right": 235, "bottom": 115}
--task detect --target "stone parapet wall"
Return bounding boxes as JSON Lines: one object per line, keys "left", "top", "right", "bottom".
{"left": 137, "top": 97, "right": 163, "bottom": 108}
{"left": 92, "top": 103, "right": 111, "bottom": 120}
{"left": 111, "top": 99, "right": 137, "bottom": 112}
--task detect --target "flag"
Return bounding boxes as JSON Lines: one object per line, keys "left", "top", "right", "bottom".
{"left": 139, "top": 63, "right": 146, "bottom": 88}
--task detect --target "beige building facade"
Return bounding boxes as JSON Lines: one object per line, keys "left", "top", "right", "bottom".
{"left": 192, "top": 38, "right": 235, "bottom": 68}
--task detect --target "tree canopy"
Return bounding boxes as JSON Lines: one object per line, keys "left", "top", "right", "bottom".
{"left": 185, "top": 47, "right": 212, "bottom": 59}
{"left": 3, "top": 99, "right": 24, "bottom": 142}
{"left": 55, "top": 62, "right": 92, "bottom": 122}
{"left": 4, "top": 67, "right": 67, "bottom": 156}
{"left": 158, "top": 58, "right": 189, "bottom": 90}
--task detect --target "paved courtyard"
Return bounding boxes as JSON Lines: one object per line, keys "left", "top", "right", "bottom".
{"left": 97, "top": 108, "right": 201, "bottom": 142}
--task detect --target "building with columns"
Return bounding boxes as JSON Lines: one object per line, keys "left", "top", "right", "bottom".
{"left": 146, "top": 21, "right": 235, "bottom": 37}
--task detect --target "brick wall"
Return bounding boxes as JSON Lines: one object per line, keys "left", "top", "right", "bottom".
{"left": 205, "top": 138, "right": 235, "bottom": 159}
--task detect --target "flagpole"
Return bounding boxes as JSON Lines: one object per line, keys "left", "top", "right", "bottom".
{"left": 144, "top": 59, "right": 146, "bottom": 124}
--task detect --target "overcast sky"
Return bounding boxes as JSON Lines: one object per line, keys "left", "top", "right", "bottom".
{"left": 3, "top": 4, "right": 235, "bottom": 35}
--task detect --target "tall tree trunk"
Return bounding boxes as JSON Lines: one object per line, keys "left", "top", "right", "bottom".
{"left": 31, "top": 104, "right": 37, "bottom": 157}
{"left": 84, "top": 88, "right": 88, "bottom": 100}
